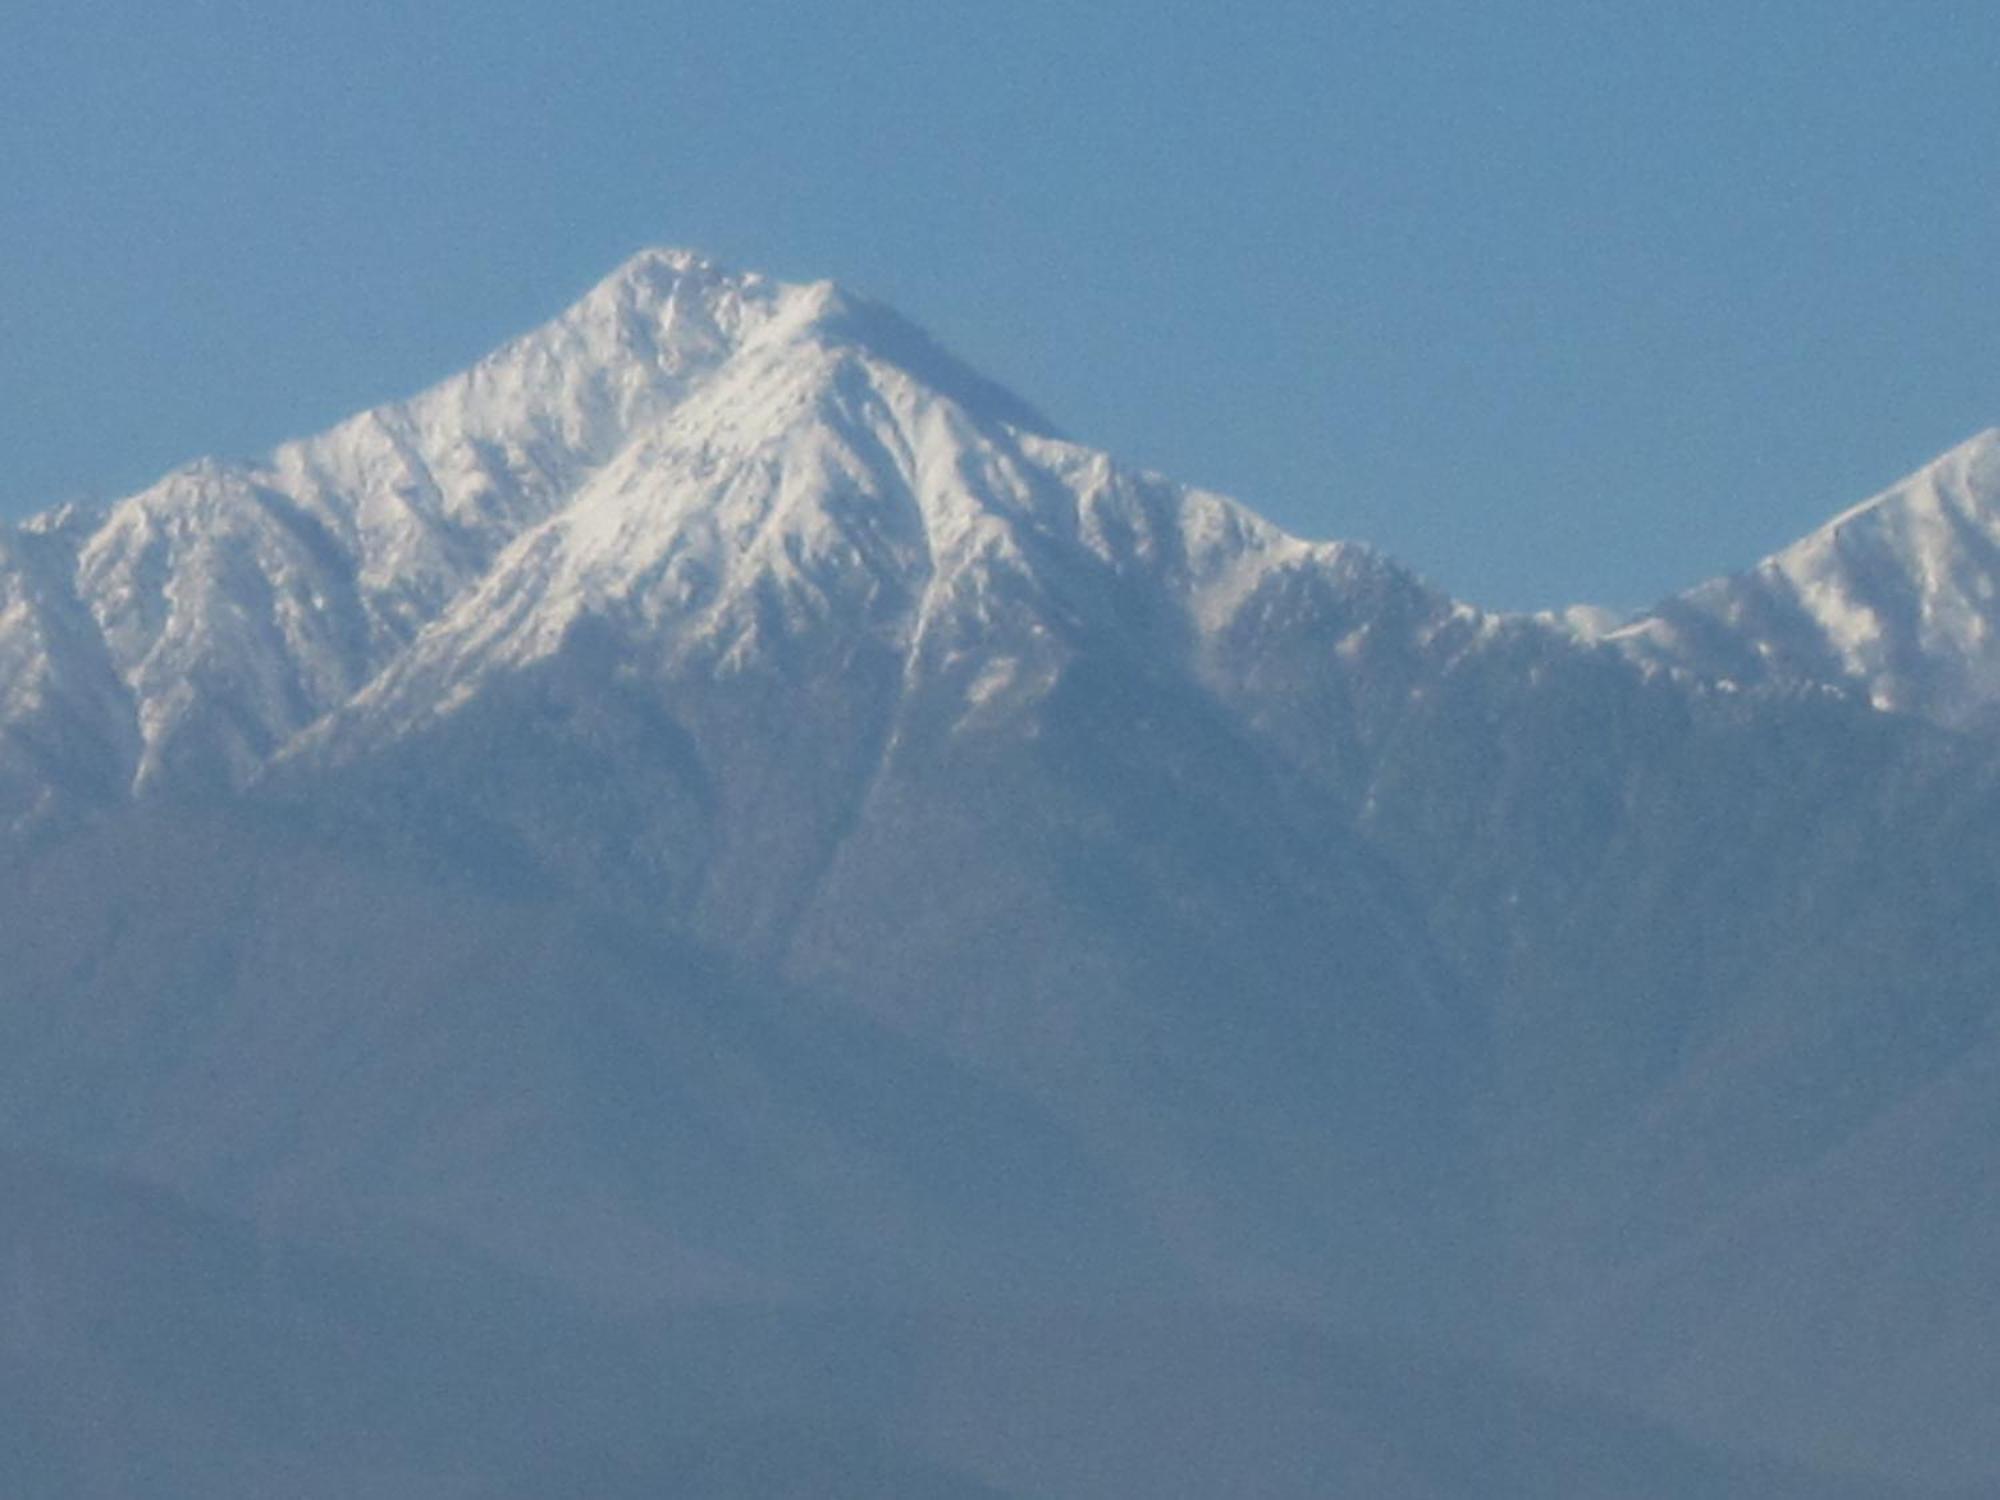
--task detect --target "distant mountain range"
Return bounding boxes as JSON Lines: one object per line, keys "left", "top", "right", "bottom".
{"left": 2, "top": 250, "right": 1994, "bottom": 1497}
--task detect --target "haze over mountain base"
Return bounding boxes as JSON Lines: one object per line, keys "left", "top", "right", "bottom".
{"left": 2, "top": 251, "right": 1995, "bottom": 1496}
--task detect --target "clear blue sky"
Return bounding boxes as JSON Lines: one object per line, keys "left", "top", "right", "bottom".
{"left": 4, "top": 0, "right": 1996, "bottom": 610}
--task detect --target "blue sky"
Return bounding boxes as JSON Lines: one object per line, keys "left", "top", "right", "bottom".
{"left": 3, "top": 0, "right": 1996, "bottom": 609}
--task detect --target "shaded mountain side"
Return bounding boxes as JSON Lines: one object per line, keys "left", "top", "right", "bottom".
{"left": 0, "top": 593, "right": 1497, "bottom": 1340}
{"left": 8, "top": 614, "right": 1998, "bottom": 1489}
{"left": 0, "top": 1149, "right": 654, "bottom": 1499}
{"left": 0, "top": 1153, "right": 1940, "bottom": 1500}
{"left": 0, "top": 801, "right": 1169, "bottom": 1308}
{"left": 1521, "top": 1021, "right": 2000, "bottom": 1492}
{"left": 0, "top": 1149, "right": 1028, "bottom": 1499}
{"left": 251, "top": 593, "right": 1495, "bottom": 1341}
{"left": 1339, "top": 640, "right": 2000, "bottom": 1487}
{"left": 870, "top": 1302, "right": 1953, "bottom": 1500}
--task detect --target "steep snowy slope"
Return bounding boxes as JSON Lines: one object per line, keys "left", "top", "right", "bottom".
{"left": 296, "top": 264, "right": 1448, "bottom": 766}
{"left": 1616, "top": 428, "right": 2000, "bottom": 724}
{"left": 0, "top": 506, "right": 136, "bottom": 821}
{"left": 1, "top": 248, "right": 1472, "bottom": 822}
{"left": 2, "top": 253, "right": 862, "bottom": 801}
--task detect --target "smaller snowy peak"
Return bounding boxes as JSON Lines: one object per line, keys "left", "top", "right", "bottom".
{"left": 1616, "top": 428, "right": 2000, "bottom": 724}
{"left": 73, "top": 459, "right": 386, "bottom": 790}
{"left": 0, "top": 520, "right": 140, "bottom": 821}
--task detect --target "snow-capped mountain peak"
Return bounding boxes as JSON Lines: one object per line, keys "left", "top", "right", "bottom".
{"left": 0, "top": 251, "right": 1377, "bottom": 813}
{"left": 6, "top": 247, "right": 1997, "bottom": 832}
{"left": 0, "top": 250, "right": 819, "bottom": 795}
{"left": 1616, "top": 427, "right": 2000, "bottom": 724}
{"left": 295, "top": 270, "right": 1359, "bottom": 757}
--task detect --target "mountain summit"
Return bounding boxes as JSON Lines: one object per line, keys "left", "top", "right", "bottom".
{"left": 3, "top": 252, "right": 1999, "bottom": 1497}
{"left": 0, "top": 248, "right": 1451, "bottom": 822}
{"left": 7, "top": 249, "right": 1999, "bottom": 826}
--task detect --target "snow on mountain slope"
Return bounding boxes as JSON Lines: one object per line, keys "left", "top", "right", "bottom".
{"left": 1615, "top": 428, "right": 2000, "bottom": 725}
{"left": 0, "top": 507, "right": 137, "bottom": 816}
{"left": 6, "top": 245, "right": 1998, "bottom": 833}
{"left": 260, "top": 248, "right": 808, "bottom": 625}
{"left": 301, "top": 273, "right": 1416, "bottom": 762}
{"left": 2, "top": 248, "right": 1464, "bottom": 818}
{"left": 1, "top": 253, "right": 829, "bottom": 803}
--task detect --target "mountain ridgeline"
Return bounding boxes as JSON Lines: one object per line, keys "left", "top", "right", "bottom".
{"left": 2, "top": 250, "right": 1996, "bottom": 1497}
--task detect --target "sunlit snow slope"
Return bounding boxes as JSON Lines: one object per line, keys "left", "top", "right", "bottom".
{"left": 1616, "top": 428, "right": 2000, "bottom": 723}
{"left": 0, "top": 249, "right": 1479, "bottom": 828}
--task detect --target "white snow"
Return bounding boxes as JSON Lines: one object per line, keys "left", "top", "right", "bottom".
{"left": 1615, "top": 428, "right": 2000, "bottom": 724}
{"left": 3, "top": 246, "right": 1994, "bottom": 817}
